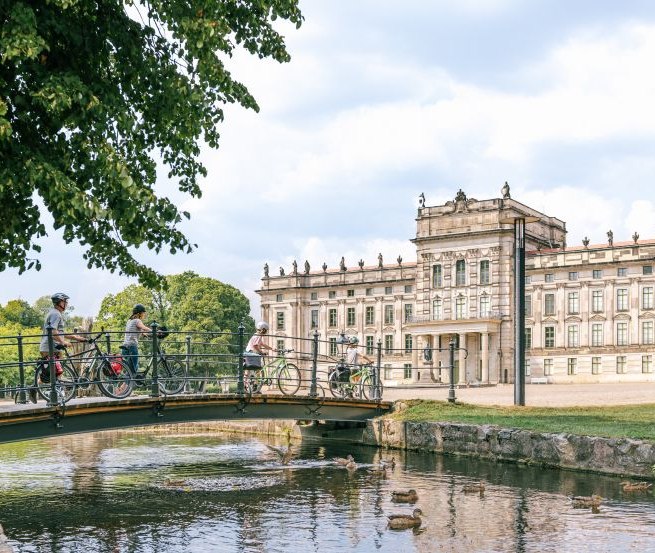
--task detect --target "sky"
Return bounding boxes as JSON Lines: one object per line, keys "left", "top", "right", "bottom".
{"left": 3, "top": 0, "right": 655, "bottom": 318}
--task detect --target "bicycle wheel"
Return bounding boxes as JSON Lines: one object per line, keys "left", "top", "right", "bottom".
{"left": 327, "top": 370, "right": 348, "bottom": 399}
{"left": 96, "top": 359, "right": 134, "bottom": 399}
{"left": 159, "top": 358, "right": 186, "bottom": 395}
{"left": 245, "top": 371, "right": 264, "bottom": 394}
{"left": 277, "top": 363, "right": 301, "bottom": 396}
{"left": 34, "top": 361, "right": 77, "bottom": 404}
{"left": 360, "top": 374, "right": 384, "bottom": 400}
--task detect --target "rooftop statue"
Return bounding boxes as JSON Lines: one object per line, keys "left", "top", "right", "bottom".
{"left": 501, "top": 181, "right": 511, "bottom": 199}
{"left": 607, "top": 230, "right": 613, "bottom": 247}
{"left": 304, "top": 260, "right": 310, "bottom": 274}
{"left": 322, "top": 262, "right": 328, "bottom": 273}
{"left": 263, "top": 263, "right": 269, "bottom": 277}
{"left": 455, "top": 189, "right": 467, "bottom": 202}
{"left": 279, "top": 266, "right": 285, "bottom": 276}
{"left": 418, "top": 192, "right": 425, "bottom": 209}
{"left": 378, "top": 253, "right": 383, "bottom": 268}
{"left": 358, "top": 259, "right": 364, "bottom": 269}
{"left": 292, "top": 260, "right": 298, "bottom": 275}
{"left": 340, "top": 256, "right": 346, "bottom": 271}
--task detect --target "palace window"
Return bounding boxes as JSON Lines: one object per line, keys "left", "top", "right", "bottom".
{"left": 404, "top": 334, "right": 413, "bottom": 354}
{"left": 591, "top": 289, "right": 604, "bottom": 312}
{"left": 545, "top": 273, "right": 554, "bottom": 283}
{"left": 616, "top": 355, "right": 627, "bottom": 374}
{"left": 365, "top": 336, "right": 374, "bottom": 355}
{"left": 404, "top": 364, "right": 412, "bottom": 379}
{"left": 432, "top": 264, "right": 443, "bottom": 288}
{"left": 404, "top": 304, "right": 413, "bottom": 322}
{"left": 328, "top": 308, "right": 337, "bottom": 327}
{"left": 567, "top": 291, "right": 579, "bottom": 315}
{"left": 567, "top": 325, "right": 579, "bottom": 348}
{"left": 644, "top": 266, "right": 653, "bottom": 275}
{"left": 617, "top": 267, "right": 628, "bottom": 277}
{"left": 365, "top": 306, "right": 375, "bottom": 325}
{"left": 310, "top": 309, "right": 318, "bottom": 329}
{"left": 524, "top": 294, "right": 532, "bottom": 317}
{"left": 366, "top": 288, "right": 373, "bottom": 296}
{"left": 385, "top": 286, "right": 393, "bottom": 295}
{"left": 591, "top": 324, "right": 603, "bottom": 347}
{"left": 643, "top": 355, "right": 653, "bottom": 374}
{"left": 433, "top": 298, "right": 442, "bottom": 320}
{"left": 384, "top": 335, "right": 394, "bottom": 354}
{"left": 616, "top": 289, "right": 629, "bottom": 311}
{"left": 544, "top": 326, "right": 555, "bottom": 348}
{"left": 567, "top": 358, "right": 577, "bottom": 375}
{"left": 383, "top": 364, "right": 393, "bottom": 380}
{"left": 525, "top": 327, "right": 532, "bottom": 349}
{"left": 277, "top": 339, "right": 285, "bottom": 351}
{"left": 404, "top": 285, "right": 413, "bottom": 293}
{"left": 592, "top": 357, "right": 602, "bottom": 375}
{"left": 568, "top": 272, "right": 578, "bottom": 281}
{"left": 276, "top": 312, "right": 285, "bottom": 330}
{"left": 329, "top": 338, "right": 337, "bottom": 356}
{"left": 456, "top": 259, "right": 466, "bottom": 286}
{"left": 642, "top": 287, "right": 654, "bottom": 310}
{"left": 544, "top": 358, "right": 553, "bottom": 375}
{"left": 276, "top": 294, "right": 283, "bottom": 302}
{"left": 329, "top": 291, "right": 336, "bottom": 299}
{"left": 544, "top": 293, "right": 555, "bottom": 316}
{"left": 480, "top": 294, "right": 491, "bottom": 318}
{"left": 455, "top": 295, "right": 466, "bottom": 319}
{"left": 310, "top": 292, "right": 318, "bottom": 301}
{"left": 347, "top": 307, "right": 356, "bottom": 327}
{"left": 642, "top": 321, "right": 654, "bottom": 345}
{"left": 479, "top": 260, "right": 490, "bottom": 285}
{"left": 593, "top": 269, "right": 602, "bottom": 279}
{"left": 347, "top": 289, "right": 355, "bottom": 297}
{"left": 384, "top": 305, "right": 394, "bottom": 325}
{"left": 616, "top": 322, "right": 628, "bottom": 346}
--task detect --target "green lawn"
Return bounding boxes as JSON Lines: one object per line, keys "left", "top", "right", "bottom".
{"left": 390, "top": 400, "right": 655, "bottom": 441}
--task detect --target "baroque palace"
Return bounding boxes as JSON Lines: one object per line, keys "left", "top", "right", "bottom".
{"left": 256, "top": 185, "right": 655, "bottom": 385}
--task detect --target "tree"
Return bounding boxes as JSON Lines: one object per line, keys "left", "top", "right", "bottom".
{"left": 1, "top": 299, "right": 41, "bottom": 327}
{"left": 0, "top": 1, "right": 302, "bottom": 286}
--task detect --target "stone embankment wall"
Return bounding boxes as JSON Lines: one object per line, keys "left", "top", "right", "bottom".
{"left": 0, "top": 523, "right": 13, "bottom": 553}
{"left": 127, "top": 417, "right": 655, "bottom": 478}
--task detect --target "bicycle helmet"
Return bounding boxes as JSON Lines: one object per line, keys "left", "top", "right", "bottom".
{"left": 132, "top": 304, "right": 146, "bottom": 315}
{"left": 348, "top": 336, "right": 359, "bottom": 345}
{"left": 256, "top": 321, "right": 269, "bottom": 331}
{"left": 51, "top": 292, "right": 70, "bottom": 304}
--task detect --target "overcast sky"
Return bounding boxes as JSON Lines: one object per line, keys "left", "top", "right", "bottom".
{"left": 3, "top": 0, "right": 655, "bottom": 318}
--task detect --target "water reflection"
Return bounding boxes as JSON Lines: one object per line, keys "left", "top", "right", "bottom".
{"left": 0, "top": 431, "right": 653, "bottom": 552}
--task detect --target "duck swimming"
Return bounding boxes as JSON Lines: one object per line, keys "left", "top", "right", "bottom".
{"left": 570, "top": 494, "right": 603, "bottom": 508}
{"left": 333, "top": 454, "right": 354, "bottom": 466}
{"left": 388, "top": 508, "right": 423, "bottom": 530}
{"left": 621, "top": 481, "right": 653, "bottom": 492}
{"left": 266, "top": 444, "right": 294, "bottom": 465}
{"left": 391, "top": 489, "right": 418, "bottom": 503}
{"left": 462, "top": 482, "right": 486, "bottom": 494}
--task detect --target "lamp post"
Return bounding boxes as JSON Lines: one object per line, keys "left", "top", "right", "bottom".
{"left": 500, "top": 213, "right": 539, "bottom": 406}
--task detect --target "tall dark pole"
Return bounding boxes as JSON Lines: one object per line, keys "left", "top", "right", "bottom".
{"left": 513, "top": 218, "right": 526, "bottom": 406}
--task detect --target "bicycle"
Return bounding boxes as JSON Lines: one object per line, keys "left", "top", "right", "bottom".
{"left": 32, "top": 333, "right": 133, "bottom": 403}
{"left": 126, "top": 331, "right": 187, "bottom": 395}
{"left": 244, "top": 348, "right": 301, "bottom": 396}
{"left": 328, "top": 362, "right": 383, "bottom": 400}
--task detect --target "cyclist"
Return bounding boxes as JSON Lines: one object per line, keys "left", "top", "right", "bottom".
{"left": 35, "top": 293, "right": 88, "bottom": 401}
{"left": 345, "top": 336, "right": 373, "bottom": 381}
{"left": 244, "top": 321, "right": 274, "bottom": 390}
{"left": 120, "top": 304, "right": 152, "bottom": 376}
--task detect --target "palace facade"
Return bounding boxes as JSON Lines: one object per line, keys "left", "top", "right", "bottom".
{"left": 257, "top": 187, "right": 655, "bottom": 385}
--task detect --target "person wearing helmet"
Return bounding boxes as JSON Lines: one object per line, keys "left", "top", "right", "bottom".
{"left": 39, "top": 293, "right": 88, "bottom": 355}
{"left": 120, "top": 303, "right": 152, "bottom": 375}
{"left": 246, "top": 321, "right": 274, "bottom": 357}
{"left": 346, "top": 336, "right": 373, "bottom": 368}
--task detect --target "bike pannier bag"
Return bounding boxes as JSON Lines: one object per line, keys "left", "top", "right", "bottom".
{"left": 243, "top": 351, "right": 263, "bottom": 368}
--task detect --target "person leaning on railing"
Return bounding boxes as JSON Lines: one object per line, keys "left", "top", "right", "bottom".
{"left": 119, "top": 304, "right": 153, "bottom": 376}
{"left": 345, "top": 336, "right": 373, "bottom": 382}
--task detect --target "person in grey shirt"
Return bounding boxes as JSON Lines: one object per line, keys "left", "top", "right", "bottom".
{"left": 39, "top": 292, "right": 88, "bottom": 355}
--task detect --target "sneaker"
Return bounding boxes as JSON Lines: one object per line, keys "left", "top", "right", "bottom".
{"left": 29, "top": 387, "right": 38, "bottom": 404}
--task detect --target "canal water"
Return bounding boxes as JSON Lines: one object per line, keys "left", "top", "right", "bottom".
{"left": 0, "top": 430, "right": 654, "bottom": 552}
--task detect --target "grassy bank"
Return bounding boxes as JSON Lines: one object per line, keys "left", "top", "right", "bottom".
{"left": 390, "top": 400, "right": 655, "bottom": 441}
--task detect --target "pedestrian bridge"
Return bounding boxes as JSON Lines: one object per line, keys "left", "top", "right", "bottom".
{"left": 0, "top": 394, "right": 392, "bottom": 445}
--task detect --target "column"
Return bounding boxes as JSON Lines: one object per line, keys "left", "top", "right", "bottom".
{"left": 481, "top": 332, "right": 489, "bottom": 383}
{"left": 411, "top": 334, "right": 420, "bottom": 381}
{"left": 458, "top": 332, "right": 467, "bottom": 384}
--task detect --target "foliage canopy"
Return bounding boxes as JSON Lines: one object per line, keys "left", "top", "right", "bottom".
{"left": 0, "top": 0, "right": 302, "bottom": 286}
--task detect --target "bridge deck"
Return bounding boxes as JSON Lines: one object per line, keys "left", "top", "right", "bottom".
{"left": 0, "top": 394, "right": 392, "bottom": 445}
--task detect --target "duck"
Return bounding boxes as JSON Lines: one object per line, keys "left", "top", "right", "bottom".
{"left": 387, "top": 508, "right": 423, "bottom": 530}
{"left": 462, "top": 482, "right": 486, "bottom": 494}
{"left": 345, "top": 460, "right": 357, "bottom": 471}
{"left": 369, "top": 464, "right": 389, "bottom": 479}
{"left": 266, "top": 444, "right": 294, "bottom": 465}
{"left": 621, "top": 481, "right": 653, "bottom": 492}
{"left": 333, "top": 454, "right": 354, "bottom": 466}
{"left": 570, "top": 494, "right": 603, "bottom": 508}
{"left": 391, "top": 489, "right": 418, "bottom": 503}
{"left": 380, "top": 457, "right": 396, "bottom": 470}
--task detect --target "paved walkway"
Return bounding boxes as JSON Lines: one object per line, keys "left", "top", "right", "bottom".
{"left": 384, "top": 382, "right": 655, "bottom": 407}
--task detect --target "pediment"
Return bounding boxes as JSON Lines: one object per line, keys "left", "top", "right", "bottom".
{"left": 565, "top": 316, "right": 582, "bottom": 323}
{"left": 589, "top": 314, "right": 606, "bottom": 322}
{"left": 542, "top": 317, "right": 558, "bottom": 325}
{"left": 382, "top": 326, "right": 396, "bottom": 333}
{"left": 639, "top": 311, "right": 655, "bottom": 319}
{"left": 614, "top": 313, "right": 631, "bottom": 321}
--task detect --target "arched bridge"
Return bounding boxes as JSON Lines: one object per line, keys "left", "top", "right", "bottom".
{"left": 0, "top": 394, "right": 392, "bottom": 445}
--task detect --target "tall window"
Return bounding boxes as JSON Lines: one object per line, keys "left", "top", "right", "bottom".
{"left": 544, "top": 326, "right": 555, "bottom": 348}
{"left": 591, "top": 323, "right": 603, "bottom": 347}
{"left": 365, "top": 306, "right": 375, "bottom": 325}
{"left": 384, "top": 335, "right": 394, "bottom": 354}
{"left": 455, "top": 295, "right": 466, "bottom": 319}
{"left": 616, "top": 322, "right": 628, "bottom": 346}
{"left": 591, "top": 357, "right": 601, "bottom": 375}
{"left": 544, "top": 358, "right": 553, "bottom": 375}
{"left": 642, "top": 321, "right": 654, "bottom": 345}
{"left": 276, "top": 312, "right": 285, "bottom": 330}
{"left": 567, "top": 291, "right": 579, "bottom": 314}
{"left": 328, "top": 308, "right": 337, "bottom": 327}
{"left": 479, "top": 260, "right": 490, "bottom": 285}
{"left": 593, "top": 269, "right": 602, "bottom": 279}
{"left": 545, "top": 273, "right": 554, "bottom": 283}
{"left": 616, "top": 355, "right": 627, "bottom": 374}
{"left": 329, "top": 338, "right": 337, "bottom": 356}
{"left": 525, "top": 327, "right": 532, "bottom": 349}
{"left": 310, "top": 309, "right": 318, "bottom": 329}
{"left": 567, "top": 325, "right": 579, "bottom": 348}
{"left": 383, "top": 364, "right": 393, "bottom": 380}
{"left": 404, "top": 334, "right": 413, "bottom": 354}
{"left": 276, "top": 339, "right": 285, "bottom": 351}
{"left": 365, "top": 335, "right": 374, "bottom": 355}
{"left": 591, "top": 289, "right": 603, "bottom": 312}
{"left": 432, "top": 264, "right": 442, "bottom": 287}
{"left": 643, "top": 355, "right": 653, "bottom": 374}
{"left": 384, "top": 305, "right": 394, "bottom": 325}
{"left": 642, "top": 287, "right": 654, "bottom": 310}
{"left": 524, "top": 294, "right": 532, "bottom": 317}
{"left": 433, "top": 298, "right": 442, "bottom": 320}
{"left": 544, "top": 293, "right": 555, "bottom": 316}
{"left": 346, "top": 307, "right": 355, "bottom": 327}
{"left": 404, "top": 304, "right": 413, "bottom": 322}
{"left": 276, "top": 294, "right": 283, "bottom": 302}
{"left": 455, "top": 259, "right": 466, "bottom": 286}
{"left": 567, "top": 358, "right": 576, "bottom": 375}
{"left": 403, "top": 363, "right": 412, "bottom": 379}
{"left": 480, "top": 294, "right": 490, "bottom": 318}
{"left": 616, "top": 289, "right": 628, "bottom": 311}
